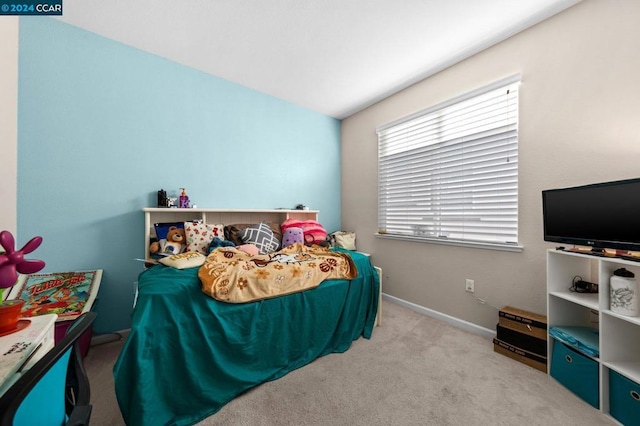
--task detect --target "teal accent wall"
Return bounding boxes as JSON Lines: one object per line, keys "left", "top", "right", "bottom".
{"left": 17, "top": 18, "right": 341, "bottom": 333}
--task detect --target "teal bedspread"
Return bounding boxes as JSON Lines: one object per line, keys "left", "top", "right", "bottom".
{"left": 113, "top": 250, "right": 379, "bottom": 426}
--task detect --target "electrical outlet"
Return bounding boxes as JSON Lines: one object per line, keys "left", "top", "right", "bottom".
{"left": 465, "top": 279, "right": 474, "bottom": 293}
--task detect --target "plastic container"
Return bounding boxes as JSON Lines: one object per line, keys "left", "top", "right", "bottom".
{"left": 610, "top": 268, "right": 638, "bottom": 317}
{"left": 179, "top": 188, "right": 190, "bottom": 208}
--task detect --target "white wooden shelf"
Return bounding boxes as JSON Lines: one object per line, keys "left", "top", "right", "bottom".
{"left": 547, "top": 249, "right": 640, "bottom": 420}
{"left": 143, "top": 208, "right": 318, "bottom": 258}
{"left": 548, "top": 291, "right": 599, "bottom": 311}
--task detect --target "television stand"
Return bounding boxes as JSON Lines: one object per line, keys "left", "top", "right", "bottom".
{"left": 566, "top": 247, "right": 604, "bottom": 256}
{"left": 565, "top": 246, "right": 640, "bottom": 262}
{"left": 615, "top": 254, "right": 640, "bottom": 262}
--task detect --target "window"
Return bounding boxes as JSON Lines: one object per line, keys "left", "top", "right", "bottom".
{"left": 376, "top": 76, "right": 521, "bottom": 251}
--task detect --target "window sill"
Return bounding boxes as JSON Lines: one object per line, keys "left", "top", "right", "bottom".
{"left": 374, "top": 233, "right": 524, "bottom": 253}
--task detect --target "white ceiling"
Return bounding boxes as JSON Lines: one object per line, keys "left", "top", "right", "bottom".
{"left": 56, "top": 0, "right": 581, "bottom": 119}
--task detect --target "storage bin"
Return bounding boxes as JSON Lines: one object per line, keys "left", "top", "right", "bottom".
{"left": 609, "top": 370, "right": 640, "bottom": 425}
{"left": 550, "top": 339, "right": 599, "bottom": 408}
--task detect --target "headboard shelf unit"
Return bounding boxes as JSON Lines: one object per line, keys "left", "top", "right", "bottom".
{"left": 143, "top": 208, "right": 319, "bottom": 257}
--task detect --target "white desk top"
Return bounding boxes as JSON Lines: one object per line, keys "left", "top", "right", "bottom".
{"left": 0, "top": 314, "right": 57, "bottom": 395}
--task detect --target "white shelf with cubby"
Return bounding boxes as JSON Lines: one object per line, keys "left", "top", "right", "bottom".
{"left": 547, "top": 248, "right": 640, "bottom": 421}
{"left": 143, "top": 208, "right": 318, "bottom": 259}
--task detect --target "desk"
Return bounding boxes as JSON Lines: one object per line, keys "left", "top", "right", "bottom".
{"left": 0, "top": 314, "right": 57, "bottom": 396}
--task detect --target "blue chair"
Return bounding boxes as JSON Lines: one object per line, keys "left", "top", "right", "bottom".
{"left": 0, "top": 312, "right": 96, "bottom": 426}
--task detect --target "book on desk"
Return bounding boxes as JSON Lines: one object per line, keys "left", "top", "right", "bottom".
{"left": 6, "top": 270, "right": 102, "bottom": 357}
{"left": 7, "top": 270, "right": 102, "bottom": 322}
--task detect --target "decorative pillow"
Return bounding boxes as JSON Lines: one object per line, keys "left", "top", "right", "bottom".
{"left": 332, "top": 231, "right": 357, "bottom": 250}
{"left": 224, "top": 223, "right": 251, "bottom": 246}
{"left": 225, "top": 222, "right": 282, "bottom": 248}
{"left": 269, "top": 222, "right": 282, "bottom": 245}
{"left": 281, "top": 219, "right": 327, "bottom": 245}
{"left": 236, "top": 244, "right": 259, "bottom": 256}
{"left": 237, "top": 222, "right": 280, "bottom": 254}
{"left": 282, "top": 227, "right": 304, "bottom": 248}
{"left": 184, "top": 221, "right": 225, "bottom": 254}
{"left": 158, "top": 252, "right": 206, "bottom": 269}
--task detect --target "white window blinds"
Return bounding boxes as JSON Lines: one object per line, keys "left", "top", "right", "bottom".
{"left": 377, "top": 76, "right": 520, "bottom": 247}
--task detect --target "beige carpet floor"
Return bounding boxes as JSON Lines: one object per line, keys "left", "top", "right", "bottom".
{"left": 84, "top": 300, "right": 614, "bottom": 425}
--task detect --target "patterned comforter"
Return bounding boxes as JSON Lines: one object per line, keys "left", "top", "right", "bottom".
{"left": 199, "top": 243, "right": 358, "bottom": 303}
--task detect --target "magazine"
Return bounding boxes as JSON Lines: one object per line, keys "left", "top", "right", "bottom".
{"left": 7, "top": 270, "right": 102, "bottom": 322}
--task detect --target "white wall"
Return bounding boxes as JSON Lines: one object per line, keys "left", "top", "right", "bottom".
{"left": 342, "top": 0, "right": 640, "bottom": 330}
{"left": 0, "top": 19, "right": 19, "bottom": 236}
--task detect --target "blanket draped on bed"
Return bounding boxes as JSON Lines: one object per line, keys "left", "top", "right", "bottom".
{"left": 199, "top": 243, "right": 358, "bottom": 303}
{"left": 113, "top": 249, "right": 379, "bottom": 426}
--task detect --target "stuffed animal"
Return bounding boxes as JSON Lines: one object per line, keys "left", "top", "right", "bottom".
{"left": 150, "top": 226, "right": 186, "bottom": 256}
{"left": 282, "top": 227, "right": 304, "bottom": 248}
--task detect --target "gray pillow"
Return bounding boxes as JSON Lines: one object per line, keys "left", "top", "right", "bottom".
{"left": 238, "top": 222, "right": 280, "bottom": 254}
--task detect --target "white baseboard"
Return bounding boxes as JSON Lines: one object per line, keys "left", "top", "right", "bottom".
{"left": 382, "top": 293, "right": 496, "bottom": 339}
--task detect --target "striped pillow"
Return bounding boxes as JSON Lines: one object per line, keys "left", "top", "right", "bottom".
{"left": 281, "top": 219, "right": 327, "bottom": 245}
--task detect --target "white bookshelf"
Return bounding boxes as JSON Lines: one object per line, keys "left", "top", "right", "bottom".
{"left": 547, "top": 248, "right": 640, "bottom": 420}
{"left": 143, "top": 208, "right": 318, "bottom": 258}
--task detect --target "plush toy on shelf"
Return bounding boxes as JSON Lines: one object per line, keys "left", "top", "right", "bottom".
{"left": 150, "top": 226, "right": 186, "bottom": 257}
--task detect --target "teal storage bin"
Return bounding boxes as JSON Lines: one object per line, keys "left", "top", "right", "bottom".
{"left": 550, "top": 339, "right": 599, "bottom": 408}
{"left": 610, "top": 370, "right": 640, "bottom": 425}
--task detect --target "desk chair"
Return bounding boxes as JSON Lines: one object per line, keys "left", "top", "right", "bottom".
{"left": 0, "top": 312, "right": 96, "bottom": 426}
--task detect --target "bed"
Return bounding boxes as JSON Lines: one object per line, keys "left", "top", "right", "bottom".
{"left": 113, "top": 243, "right": 379, "bottom": 426}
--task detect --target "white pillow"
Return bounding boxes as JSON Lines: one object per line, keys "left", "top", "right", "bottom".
{"left": 184, "top": 221, "right": 225, "bottom": 254}
{"left": 159, "top": 252, "right": 207, "bottom": 269}
{"left": 333, "top": 231, "right": 356, "bottom": 250}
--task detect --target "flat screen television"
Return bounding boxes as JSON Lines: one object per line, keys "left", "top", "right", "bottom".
{"left": 542, "top": 178, "right": 640, "bottom": 252}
